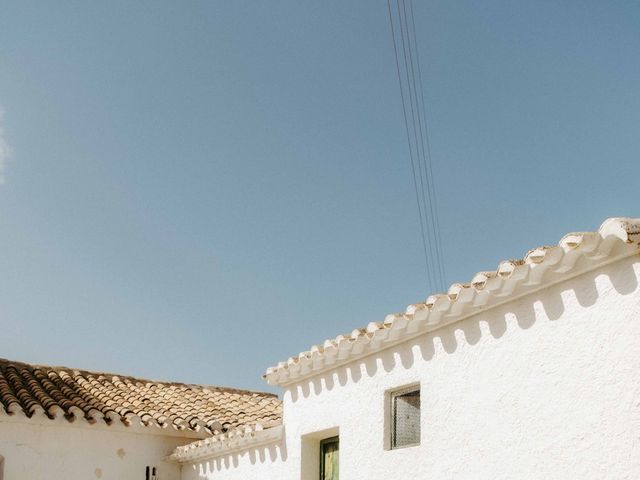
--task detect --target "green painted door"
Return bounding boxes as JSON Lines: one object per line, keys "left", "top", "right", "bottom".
{"left": 320, "top": 436, "right": 339, "bottom": 480}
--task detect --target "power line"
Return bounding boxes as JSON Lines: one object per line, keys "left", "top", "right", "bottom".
{"left": 386, "top": 0, "right": 434, "bottom": 289}
{"left": 397, "top": 0, "right": 442, "bottom": 290}
{"left": 386, "top": 0, "right": 447, "bottom": 293}
{"left": 407, "top": 0, "right": 447, "bottom": 288}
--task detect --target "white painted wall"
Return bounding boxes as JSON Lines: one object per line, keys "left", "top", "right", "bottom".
{"left": 0, "top": 414, "right": 194, "bottom": 480}
{"left": 179, "top": 440, "right": 288, "bottom": 480}
{"left": 182, "top": 255, "right": 640, "bottom": 479}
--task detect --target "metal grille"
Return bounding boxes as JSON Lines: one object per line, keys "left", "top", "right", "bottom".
{"left": 392, "top": 388, "right": 420, "bottom": 448}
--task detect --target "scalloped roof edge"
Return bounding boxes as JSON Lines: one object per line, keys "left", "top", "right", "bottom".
{"left": 263, "top": 217, "right": 640, "bottom": 387}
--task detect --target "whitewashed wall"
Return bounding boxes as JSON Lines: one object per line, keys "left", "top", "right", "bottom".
{"left": 0, "top": 415, "right": 194, "bottom": 479}
{"left": 180, "top": 440, "right": 288, "bottom": 480}
{"left": 182, "top": 255, "right": 640, "bottom": 479}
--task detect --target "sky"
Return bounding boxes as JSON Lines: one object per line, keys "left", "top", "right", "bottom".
{"left": 0, "top": 1, "right": 638, "bottom": 392}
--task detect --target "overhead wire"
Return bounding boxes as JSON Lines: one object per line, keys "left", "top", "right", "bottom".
{"left": 386, "top": 0, "right": 434, "bottom": 290}
{"left": 387, "top": 0, "right": 447, "bottom": 292}
{"left": 397, "top": 0, "right": 442, "bottom": 290}
{"left": 407, "top": 0, "right": 447, "bottom": 289}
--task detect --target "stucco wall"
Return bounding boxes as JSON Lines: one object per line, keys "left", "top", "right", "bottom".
{"left": 183, "top": 255, "right": 640, "bottom": 479}
{"left": 180, "top": 440, "right": 288, "bottom": 480}
{"left": 0, "top": 415, "right": 191, "bottom": 479}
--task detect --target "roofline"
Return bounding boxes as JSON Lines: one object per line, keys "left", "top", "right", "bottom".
{"left": 0, "top": 407, "right": 209, "bottom": 439}
{"left": 263, "top": 217, "right": 640, "bottom": 387}
{"left": 167, "top": 423, "right": 284, "bottom": 463}
{"left": 1, "top": 357, "right": 281, "bottom": 435}
{"left": 0, "top": 357, "right": 277, "bottom": 398}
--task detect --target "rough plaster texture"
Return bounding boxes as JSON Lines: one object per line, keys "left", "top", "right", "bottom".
{"left": 183, "top": 255, "right": 640, "bottom": 479}
{"left": 0, "top": 415, "right": 189, "bottom": 479}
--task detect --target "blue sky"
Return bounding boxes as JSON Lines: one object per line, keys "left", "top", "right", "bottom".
{"left": 0, "top": 1, "right": 638, "bottom": 392}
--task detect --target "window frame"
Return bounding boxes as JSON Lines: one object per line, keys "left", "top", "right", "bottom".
{"left": 388, "top": 383, "right": 421, "bottom": 450}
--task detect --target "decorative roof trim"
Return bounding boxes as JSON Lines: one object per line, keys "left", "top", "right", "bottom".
{"left": 0, "top": 406, "right": 207, "bottom": 439}
{"left": 263, "top": 217, "right": 640, "bottom": 387}
{"left": 168, "top": 424, "right": 284, "bottom": 463}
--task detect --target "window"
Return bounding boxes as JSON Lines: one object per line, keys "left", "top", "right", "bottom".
{"left": 320, "top": 436, "right": 339, "bottom": 480}
{"left": 390, "top": 386, "right": 420, "bottom": 449}
{"left": 301, "top": 427, "right": 338, "bottom": 480}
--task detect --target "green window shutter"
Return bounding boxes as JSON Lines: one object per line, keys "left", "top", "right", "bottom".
{"left": 320, "top": 436, "right": 339, "bottom": 480}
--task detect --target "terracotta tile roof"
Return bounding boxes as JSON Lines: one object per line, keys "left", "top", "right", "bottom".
{"left": 0, "top": 358, "right": 281, "bottom": 435}
{"left": 264, "top": 216, "right": 640, "bottom": 386}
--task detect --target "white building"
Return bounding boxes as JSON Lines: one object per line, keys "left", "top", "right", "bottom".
{"left": 0, "top": 362, "right": 281, "bottom": 479}
{"left": 2, "top": 216, "right": 639, "bottom": 479}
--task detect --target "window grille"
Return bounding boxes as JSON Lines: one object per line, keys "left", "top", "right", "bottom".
{"left": 391, "top": 387, "right": 420, "bottom": 449}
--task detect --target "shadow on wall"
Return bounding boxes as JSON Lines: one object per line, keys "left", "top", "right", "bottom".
{"left": 289, "top": 256, "right": 639, "bottom": 403}
{"left": 189, "top": 436, "right": 288, "bottom": 476}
